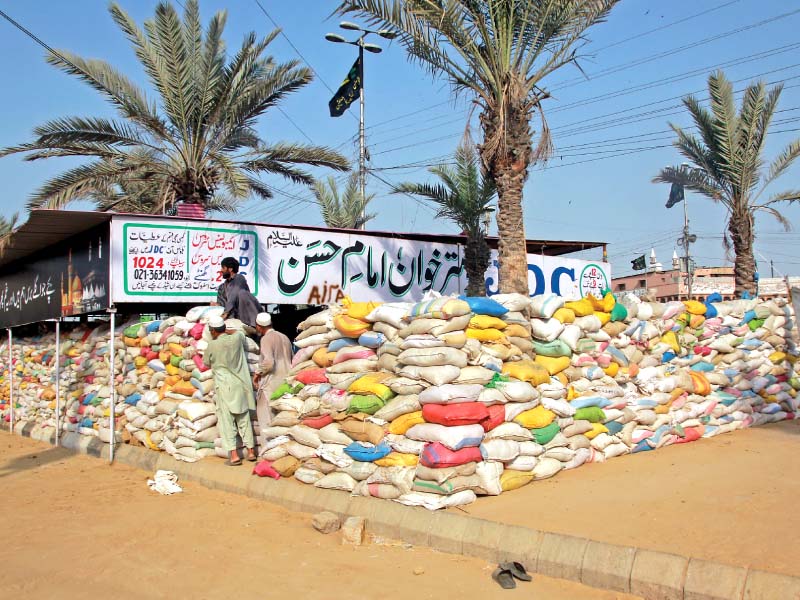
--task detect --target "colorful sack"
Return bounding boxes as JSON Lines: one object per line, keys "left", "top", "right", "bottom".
{"left": 419, "top": 442, "right": 483, "bottom": 468}
{"left": 422, "top": 403, "right": 490, "bottom": 427}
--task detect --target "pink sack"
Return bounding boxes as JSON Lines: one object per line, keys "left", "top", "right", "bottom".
{"left": 193, "top": 353, "right": 209, "bottom": 372}
{"left": 295, "top": 368, "right": 328, "bottom": 385}
{"left": 252, "top": 461, "right": 281, "bottom": 479}
{"left": 190, "top": 322, "right": 205, "bottom": 340}
{"left": 419, "top": 442, "right": 482, "bottom": 468}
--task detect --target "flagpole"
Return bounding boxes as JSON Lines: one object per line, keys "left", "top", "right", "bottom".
{"left": 358, "top": 36, "right": 366, "bottom": 231}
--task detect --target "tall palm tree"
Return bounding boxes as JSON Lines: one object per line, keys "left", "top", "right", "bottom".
{"left": 335, "top": 0, "right": 618, "bottom": 293}
{"left": 0, "top": 1, "right": 349, "bottom": 212}
{"left": 654, "top": 70, "right": 800, "bottom": 296}
{"left": 313, "top": 173, "right": 376, "bottom": 229}
{"left": 393, "top": 137, "right": 496, "bottom": 296}
{"left": 0, "top": 213, "right": 19, "bottom": 255}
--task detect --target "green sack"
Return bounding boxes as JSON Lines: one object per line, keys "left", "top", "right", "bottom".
{"left": 347, "top": 393, "right": 386, "bottom": 415}
{"left": 610, "top": 303, "right": 628, "bottom": 322}
{"left": 748, "top": 318, "right": 765, "bottom": 332}
{"left": 270, "top": 381, "right": 292, "bottom": 400}
{"left": 532, "top": 339, "right": 572, "bottom": 358}
{"left": 412, "top": 478, "right": 454, "bottom": 495}
{"left": 123, "top": 324, "right": 141, "bottom": 339}
{"left": 530, "top": 421, "right": 560, "bottom": 445}
{"left": 170, "top": 354, "right": 183, "bottom": 368}
{"left": 574, "top": 406, "right": 606, "bottom": 423}
{"left": 575, "top": 338, "right": 597, "bottom": 354}
{"left": 485, "top": 373, "right": 510, "bottom": 389}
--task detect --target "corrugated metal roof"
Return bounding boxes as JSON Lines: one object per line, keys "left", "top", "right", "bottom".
{"left": 0, "top": 209, "right": 605, "bottom": 272}
{"left": 0, "top": 210, "right": 112, "bottom": 269}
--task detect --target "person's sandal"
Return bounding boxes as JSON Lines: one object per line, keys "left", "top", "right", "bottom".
{"left": 246, "top": 454, "right": 257, "bottom": 462}
{"left": 225, "top": 458, "right": 243, "bottom": 466}
{"left": 501, "top": 561, "right": 532, "bottom": 582}
{"left": 491, "top": 567, "right": 516, "bottom": 589}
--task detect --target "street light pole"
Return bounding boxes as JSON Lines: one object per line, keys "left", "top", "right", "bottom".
{"left": 326, "top": 23, "right": 395, "bottom": 230}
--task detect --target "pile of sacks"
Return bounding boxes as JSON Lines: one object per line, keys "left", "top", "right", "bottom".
{"left": 114, "top": 306, "right": 261, "bottom": 462}
{"left": 259, "top": 292, "right": 798, "bottom": 509}
{"left": 0, "top": 306, "right": 263, "bottom": 463}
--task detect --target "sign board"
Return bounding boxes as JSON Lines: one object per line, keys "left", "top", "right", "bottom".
{"left": 111, "top": 216, "right": 611, "bottom": 304}
{"left": 0, "top": 225, "right": 110, "bottom": 328}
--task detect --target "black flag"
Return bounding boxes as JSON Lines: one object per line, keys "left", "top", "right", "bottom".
{"left": 666, "top": 182, "right": 685, "bottom": 208}
{"left": 631, "top": 255, "right": 646, "bottom": 271}
{"left": 329, "top": 56, "right": 363, "bottom": 117}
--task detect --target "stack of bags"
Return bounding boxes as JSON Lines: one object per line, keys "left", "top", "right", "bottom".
{"left": 260, "top": 291, "right": 797, "bottom": 509}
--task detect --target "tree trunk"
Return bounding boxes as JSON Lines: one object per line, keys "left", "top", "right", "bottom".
{"left": 464, "top": 233, "right": 491, "bottom": 297}
{"left": 480, "top": 105, "right": 531, "bottom": 295}
{"left": 729, "top": 207, "right": 756, "bottom": 297}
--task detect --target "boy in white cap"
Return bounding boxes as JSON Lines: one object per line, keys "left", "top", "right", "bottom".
{"left": 203, "top": 316, "right": 257, "bottom": 465}
{"left": 253, "top": 312, "right": 293, "bottom": 450}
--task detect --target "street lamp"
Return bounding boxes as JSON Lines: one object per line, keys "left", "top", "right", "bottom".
{"left": 326, "top": 22, "right": 396, "bottom": 229}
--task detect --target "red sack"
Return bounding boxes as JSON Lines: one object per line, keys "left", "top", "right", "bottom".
{"left": 675, "top": 426, "right": 704, "bottom": 444}
{"left": 189, "top": 322, "right": 205, "bottom": 341}
{"left": 302, "top": 414, "right": 333, "bottom": 429}
{"left": 422, "top": 402, "right": 489, "bottom": 427}
{"left": 295, "top": 368, "right": 328, "bottom": 385}
{"left": 481, "top": 404, "right": 506, "bottom": 432}
{"left": 420, "top": 442, "right": 483, "bottom": 468}
{"left": 252, "top": 461, "right": 281, "bottom": 479}
{"left": 193, "top": 353, "right": 209, "bottom": 372}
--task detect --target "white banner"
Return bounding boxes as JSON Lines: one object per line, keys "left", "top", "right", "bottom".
{"left": 111, "top": 216, "right": 610, "bottom": 304}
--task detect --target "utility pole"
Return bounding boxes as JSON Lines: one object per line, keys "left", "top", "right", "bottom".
{"left": 683, "top": 195, "right": 692, "bottom": 299}
{"left": 771, "top": 260, "right": 775, "bottom": 278}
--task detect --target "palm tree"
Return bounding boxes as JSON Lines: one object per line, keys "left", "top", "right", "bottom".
{"left": 654, "top": 70, "right": 800, "bottom": 296}
{"left": 0, "top": 213, "right": 19, "bottom": 255}
{"left": 335, "top": 0, "right": 618, "bottom": 293}
{"left": 392, "top": 137, "right": 495, "bottom": 296}
{"left": 313, "top": 173, "right": 376, "bottom": 229}
{"left": 0, "top": 1, "right": 349, "bottom": 213}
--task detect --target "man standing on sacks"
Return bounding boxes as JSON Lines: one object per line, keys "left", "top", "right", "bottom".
{"left": 253, "top": 312, "right": 293, "bottom": 451}
{"left": 204, "top": 316, "right": 257, "bottom": 466}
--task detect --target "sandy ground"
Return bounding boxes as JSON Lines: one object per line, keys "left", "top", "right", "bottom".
{"left": 464, "top": 419, "right": 800, "bottom": 576}
{"left": 0, "top": 434, "right": 638, "bottom": 600}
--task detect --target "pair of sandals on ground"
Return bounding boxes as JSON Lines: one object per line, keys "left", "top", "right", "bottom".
{"left": 226, "top": 450, "right": 257, "bottom": 466}
{"left": 492, "top": 561, "right": 532, "bottom": 589}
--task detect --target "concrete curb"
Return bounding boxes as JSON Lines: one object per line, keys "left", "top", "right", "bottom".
{"left": 4, "top": 425, "right": 800, "bottom": 600}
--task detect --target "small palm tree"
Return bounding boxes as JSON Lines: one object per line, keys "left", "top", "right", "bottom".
{"left": 654, "top": 70, "right": 800, "bottom": 296}
{"left": 336, "top": 0, "right": 618, "bottom": 294}
{"left": 0, "top": 213, "right": 19, "bottom": 255}
{"left": 313, "top": 173, "right": 376, "bottom": 229}
{"left": 0, "top": 1, "right": 349, "bottom": 212}
{"left": 393, "top": 138, "right": 496, "bottom": 296}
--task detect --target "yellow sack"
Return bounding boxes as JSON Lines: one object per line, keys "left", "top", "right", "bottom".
{"left": 165, "top": 363, "right": 180, "bottom": 376}
{"left": 374, "top": 452, "right": 418, "bottom": 468}
{"left": 123, "top": 336, "right": 140, "bottom": 348}
{"left": 689, "top": 371, "right": 711, "bottom": 396}
{"left": 770, "top": 351, "right": 787, "bottom": 364}
{"left": 594, "top": 311, "right": 611, "bottom": 325}
{"left": 689, "top": 314, "right": 706, "bottom": 329}
{"left": 500, "top": 470, "right": 534, "bottom": 491}
{"left": 349, "top": 377, "right": 393, "bottom": 401}
{"left": 601, "top": 292, "right": 616, "bottom": 313}
{"left": 504, "top": 324, "right": 530, "bottom": 338}
{"left": 333, "top": 314, "right": 371, "bottom": 337}
{"left": 312, "top": 347, "right": 336, "bottom": 368}
{"left": 353, "top": 371, "right": 392, "bottom": 384}
{"left": 172, "top": 380, "right": 196, "bottom": 397}
{"left": 534, "top": 355, "right": 570, "bottom": 376}
{"left": 469, "top": 315, "right": 507, "bottom": 330}
{"left": 388, "top": 411, "right": 424, "bottom": 435}
{"left": 587, "top": 293, "right": 605, "bottom": 312}
{"left": 683, "top": 299, "right": 707, "bottom": 316}
{"left": 169, "top": 342, "right": 184, "bottom": 357}
{"left": 466, "top": 328, "right": 507, "bottom": 343}
{"left": 134, "top": 356, "right": 148, "bottom": 369}
{"left": 502, "top": 361, "right": 550, "bottom": 385}
{"left": 514, "top": 405, "right": 556, "bottom": 429}
{"left": 555, "top": 372, "right": 569, "bottom": 387}
{"left": 144, "top": 431, "right": 160, "bottom": 451}
{"left": 584, "top": 422, "right": 609, "bottom": 440}
{"left": 342, "top": 296, "right": 381, "bottom": 320}
{"left": 603, "top": 362, "right": 619, "bottom": 377}
{"left": 565, "top": 298, "right": 593, "bottom": 317}
{"left": 159, "top": 350, "right": 172, "bottom": 364}
{"left": 661, "top": 331, "right": 680, "bottom": 354}
{"left": 553, "top": 307, "right": 575, "bottom": 323}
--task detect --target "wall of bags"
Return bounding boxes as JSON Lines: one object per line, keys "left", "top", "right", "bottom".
{"left": 261, "top": 292, "right": 798, "bottom": 509}
{"left": 0, "top": 291, "right": 797, "bottom": 510}
{"left": 0, "top": 306, "right": 262, "bottom": 463}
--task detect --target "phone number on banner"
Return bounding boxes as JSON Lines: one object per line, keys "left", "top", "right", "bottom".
{"left": 132, "top": 269, "right": 186, "bottom": 281}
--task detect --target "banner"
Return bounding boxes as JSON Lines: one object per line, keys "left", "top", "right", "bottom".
{"left": 329, "top": 55, "right": 362, "bottom": 118}
{"left": 0, "top": 225, "right": 109, "bottom": 328}
{"left": 111, "top": 216, "right": 611, "bottom": 304}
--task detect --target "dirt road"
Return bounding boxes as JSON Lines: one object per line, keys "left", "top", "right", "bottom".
{"left": 466, "top": 419, "right": 800, "bottom": 576}
{"left": 0, "top": 434, "right": 637, "bottom": 600}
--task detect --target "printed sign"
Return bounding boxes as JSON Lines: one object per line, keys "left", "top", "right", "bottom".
{"left": 0, "top": 225, "right": 109, "bottom": 328}
{"left": 111, "top": 216, "right": 611, "bottom": 304}
{"left": 113, "top": 220, "right": 258, "bottom": 299}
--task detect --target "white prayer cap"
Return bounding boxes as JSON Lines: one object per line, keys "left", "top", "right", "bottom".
{"left": 256, "top": 313, "right": 272, "bottom": 327}
{"left": 208, "top": 316, "right": 226, "bottom": 330}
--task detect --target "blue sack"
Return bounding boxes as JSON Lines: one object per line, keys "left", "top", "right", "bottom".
{"left": 327, "top": 338, "right": 359, "bottom": 352}
{"left": 343, "top": 441, "right": 391, "bottom": 462}
{"left": 459, "top": 295, "right": 508, "bottom": 317}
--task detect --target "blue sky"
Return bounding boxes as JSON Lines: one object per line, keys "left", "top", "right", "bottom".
{"left": 0, "top": 0, "right": 798, "bottom": 280}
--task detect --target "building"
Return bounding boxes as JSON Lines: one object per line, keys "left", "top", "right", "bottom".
{"left": 612, "top": 249, "right": 798, "bottom": 302}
